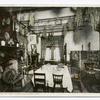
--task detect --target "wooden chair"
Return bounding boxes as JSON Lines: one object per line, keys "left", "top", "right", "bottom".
{"left": 34, "top": 73, "right": 46, "bottom": 92}
{"left": 84, "top": 62, "right": 96, "bottom": 80}
{"left": 53, "top": 74, "right": 63, "bottom": 92}
{"left": 71, "top": 67, "right": 82, "bottom": 92}
{"left": 2, "top": 68, "right": 24, "bottom": 92}
{"left": 84, "top": 62, "right": 94, "bottom": 71}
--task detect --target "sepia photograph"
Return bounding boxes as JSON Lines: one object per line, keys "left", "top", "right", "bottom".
{"left": 0, "top": 6, "right": 100, "bottom": 96}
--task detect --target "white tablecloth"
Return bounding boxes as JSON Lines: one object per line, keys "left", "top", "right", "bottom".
{"left": 31, "top": 64, "right": 73, "bottom": 92}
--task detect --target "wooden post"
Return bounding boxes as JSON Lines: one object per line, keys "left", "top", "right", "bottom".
{"left": 88, "top": 42, "right": 91, "bottom": 51}
{"left": 82, "top": 44, "right": 83, "bottom": 51}
{"left": 64, "top": 43, "right": 67, "bottom": 62}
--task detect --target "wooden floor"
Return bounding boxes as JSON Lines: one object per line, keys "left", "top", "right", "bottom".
{"left": 16, "top": 80, "right": 88, "bottom": 93}
{"left": 0, "top": 79, "right": 88, "bottom": 93}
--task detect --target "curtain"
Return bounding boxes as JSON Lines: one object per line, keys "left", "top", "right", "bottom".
{"left": 45, "top": 48, "right": 51, "bottom": 61}
{"left": 54, "top": 47, "right": 60, "bottom": 61}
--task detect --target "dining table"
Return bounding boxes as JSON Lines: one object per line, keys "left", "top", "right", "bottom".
{"left": 30, "top": 64, "right": 73, "bottom": 92}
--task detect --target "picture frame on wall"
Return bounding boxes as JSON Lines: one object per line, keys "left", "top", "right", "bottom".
{"left": 0, "top": 1, "right": 100, "bottom": 99}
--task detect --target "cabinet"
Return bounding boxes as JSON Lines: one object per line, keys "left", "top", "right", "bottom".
{"left": 81, "top": 51, "right": 100, "bottom": 69}
{"left": 70, "top": 50, "right": 100, "bottom": 69}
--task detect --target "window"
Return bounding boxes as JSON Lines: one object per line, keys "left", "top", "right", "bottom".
{"left": 45, "top": 46, "right": 60, "bottom": 61}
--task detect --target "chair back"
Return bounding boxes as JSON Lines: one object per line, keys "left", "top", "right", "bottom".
{"left": 53, "top": 74, "right": 63, "bottom": 84}
{"left": 34, "top": 73, "right": 46, "bottom": 86}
